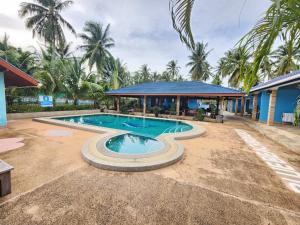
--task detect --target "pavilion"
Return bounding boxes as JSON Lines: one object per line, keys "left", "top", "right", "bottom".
{"left": 0, "top": 57, "right": 38, "bottom": 126}
{"left": 106, "top": 81, "right": 245, "bottom": 116}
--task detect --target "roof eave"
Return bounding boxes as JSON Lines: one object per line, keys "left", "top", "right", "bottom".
{"left": 106, "top": 92, "right": 245, "bottom": 97}
{"left": 0, "top": 58, "right": 38, "bottom": 87}
{"left": 250, "top": 73, "right": 300, "bottom": 93}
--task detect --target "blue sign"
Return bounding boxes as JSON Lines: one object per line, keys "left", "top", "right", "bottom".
{"left": 39, "top": 95, "right": 53, "bottom": 107}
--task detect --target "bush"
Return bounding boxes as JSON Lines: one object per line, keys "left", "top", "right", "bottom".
{"left": 151, "top": 106, "right": 161, "bottom": 117}
{"left": 194, "top": 108, "right": 205, "bottom": 121}
{"left": 7, "top": 104, "right": 96, "bottom": 113}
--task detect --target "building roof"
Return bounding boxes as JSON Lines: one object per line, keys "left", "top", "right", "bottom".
{"left": 0, "top": 57, "right": 38, "bottom": 87}
{"left": 106, "top": 81, "right": 245, "bottom": 97}
{"left": 251, "top": 70, "right": 300, "bottom": 92}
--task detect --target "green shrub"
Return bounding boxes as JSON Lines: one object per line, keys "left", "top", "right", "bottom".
{"left": 169, "top": 102, "right": 176, "bottom": 115}
{"left": 7, "top": 104, "right": 96, "bottom": 113}
{"left": 194, "top": 108, "right": 205, "bottom": 121}
{"left": 151, "top": 106, "right": 161, "bottom": 117}
{"left": 120, "top": 104, "right": 130, "bottom": 114}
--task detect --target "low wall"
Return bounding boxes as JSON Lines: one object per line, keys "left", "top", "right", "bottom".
{"left": 7, "top": 109, "right": 102, "bottom": 120}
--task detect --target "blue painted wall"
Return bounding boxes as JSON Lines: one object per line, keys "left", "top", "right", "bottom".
{"left": 0, "top": 72, "right": 7, "bottom": 126}
{"left": 259, "top": 91, "right": 270, "bottom": 122}
{"left": 274, "top": 85, "right": 300, "bottom": 123}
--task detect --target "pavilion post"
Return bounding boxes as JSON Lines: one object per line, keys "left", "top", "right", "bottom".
{"left": 267, "top": 89, "right": 277, "bottom": 126}
{"left": 252, "top": 94, "right": 258, "bottom": 120}
{"left": 0, "top": 72, "right": 7, "bottom": 127}
{"left": 116, "top": 96, "right": 120, "bottom": 113}
{"left": 143, "top": 95, "right": 147, "bottom": 115}
{"left": 176, "top": 96, "right": 180, "bottom": 116}
{"left": 235, "top": 97, "right": 239, "bottom": 115}
{"left": 240, "top": 96, "right": 245, "bottom": 116}
{"left": 216, "top": 97, "right": 220, "bottom": 115}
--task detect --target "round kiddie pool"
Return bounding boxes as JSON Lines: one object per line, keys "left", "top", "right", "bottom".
{"left": 105, "top": 133, "right": 165, "bottom": 155}
{"left": 51, "top": 114, "right": 204, "bottom": 171}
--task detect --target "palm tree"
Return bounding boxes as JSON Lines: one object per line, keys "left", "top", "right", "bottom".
{"left": 103, "top": 56, "right": 128, "bottom": 88}
{"left": 215, "top": 58, "right": 226, "bottom": 78}
{"left": 134, "top": 64, "right": 151, "bottom": 84}
{"left": 259, "top": 56, "right": 274, "bottom": 81}
{"left": 166, "top": 60, "right": 180, "bottom": 80}
{"left": 62, "top": 57, "right": 94, "bottom": 105}
{"left": 33, "top": 45, "right": 65, "bottom": 95}
{"left": 56, "top": 41, "right": 73, "bottom": 60}
{"left": 169, "top": 0, "right": 300, "bottom": 92}
{"left": 151, "top": 72, "right": 161, "bottom": 82}
{"left": 270, "top": 42, "right": 300, "bottom": 75}
{"left": 19, "top": 0, "right": 76, "bottom": 47}
{"left": 186, "top": 42, "right": 212, "bottom": 81}
{"left": 211, "top": 74, "right": 222, "bottom": 85}
{"left": 0, "top": 33, "right": 12, "bottom": 61}
{"left": 220, "top": 47, "right": 251, "bottom": 88}
{"left": 79, "top": 21, "right": 115, "bottom": 78}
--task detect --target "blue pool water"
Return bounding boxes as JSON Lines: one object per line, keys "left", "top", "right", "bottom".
{"left": 106, "top": 133, "right": 164, "bottom": 155}
{"left": 56, "top": 114, "right": 192, "bottom": 138}
{"left": 56, "top": 114, "right": 192, "bottom": 155}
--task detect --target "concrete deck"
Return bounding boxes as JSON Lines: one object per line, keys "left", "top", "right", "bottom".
{"left": 242, "top": 116, "right": 300, "bottom": 154}
{"left": 0, "top": 118, "right": 299, "bottom": 224}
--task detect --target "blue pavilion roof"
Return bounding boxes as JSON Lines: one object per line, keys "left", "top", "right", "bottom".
{"left": 106, "top": 81, "right": 244, "bottom": 96}
{"left": 251, "top": 70, "right": 300, "bottom": 92}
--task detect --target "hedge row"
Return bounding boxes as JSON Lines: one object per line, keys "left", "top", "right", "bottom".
{"left": 7, "top": 104, "right": 97, "bottom": 113}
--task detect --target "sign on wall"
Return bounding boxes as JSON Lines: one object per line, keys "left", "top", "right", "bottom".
{"left": 39, "top": 95, "right": 53, "bottom": 107}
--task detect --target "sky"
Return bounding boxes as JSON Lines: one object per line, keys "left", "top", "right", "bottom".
{"left": 0, "top": 0, "right": 271, "bottom": 81}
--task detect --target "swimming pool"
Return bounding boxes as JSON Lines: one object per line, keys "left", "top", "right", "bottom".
{"left": 55, "top": 114, "right": 192, "bottom": 138}
{"left": 55, "top": 114, "right": 193, "bottom": 156}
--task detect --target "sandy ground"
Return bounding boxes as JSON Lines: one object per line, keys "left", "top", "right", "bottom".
{"left": 0, "top": 117, "right": 299, "bottom": 225}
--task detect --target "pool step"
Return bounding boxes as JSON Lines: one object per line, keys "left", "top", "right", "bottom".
{"left": 163, "top": 125, "right": 190, "bottom": 134}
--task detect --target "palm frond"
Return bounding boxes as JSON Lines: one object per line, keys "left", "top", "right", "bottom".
{"left": 169, "top": 0, "right": 195, "bottom": 49}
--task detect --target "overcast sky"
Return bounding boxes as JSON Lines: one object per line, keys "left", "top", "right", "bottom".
{"left": 0, "top": 0, "right": 270, "bottom": 81}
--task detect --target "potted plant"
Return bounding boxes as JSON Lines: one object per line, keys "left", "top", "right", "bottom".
{"left": 194, "top": 108, "right": 205, "bottom": 121}
{"left": 151, "top": 106, "right": 161, "bottom": 117}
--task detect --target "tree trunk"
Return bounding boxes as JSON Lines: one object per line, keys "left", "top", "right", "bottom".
{"left": 74, "top": 98, "right": 78, "bottom": 106}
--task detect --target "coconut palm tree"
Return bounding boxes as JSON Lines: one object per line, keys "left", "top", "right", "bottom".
{"left": 62, "top": 57, "right": 95, "bottom": 105}
{"left": 103, "top": 56, "right": 128, "bottom": 88}
{"left": 220, "top": 47, "right": 251, "bottom": 88}
{"left": 169, "top": 0, "right": 300, "bottom": 92}
{"left": 134, "top": 64, "right": 152, "bottom": 84}
{"left": 166, "top": 60, "right": 180, "bottom": 80}
{"left": 211, "top": 74, "right": 222, "bottom": 85}
{"left": 259, "top": 56, "right": 274, "bottom": 81}
{"left": 186, "top": 42, "right": 212, "bottom": 81}
{"left": 19, "top": 0, "right": 76, "bottom": 47}
{"left": 56, "top": 41, "right": 73, "bottom": 60}
{"left": 270, "top": 42, "right": 300, "bottom": 75}
{"left": 79, "top": 21, "right": 115, "bottom": 78}
{"left": 151, "top": 72, "right": 161, "bottom": 82}
{"left": 215, "top": 58, "right": 227, "bottom": 78}
{"left": 33, "top": 45, "right": 65, "bottom": 95}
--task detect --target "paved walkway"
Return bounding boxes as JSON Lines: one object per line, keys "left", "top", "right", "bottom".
{"left": 241, "top": 116, "right": 300, "bottom": 154}
{"left": 0, "top": 118, "right": 299, "bottom": 224}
